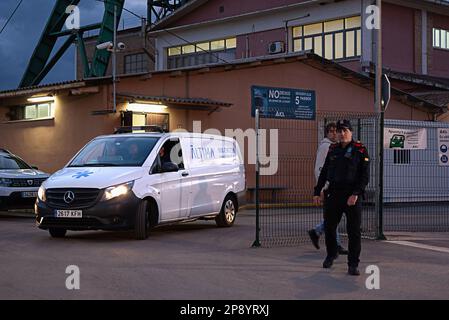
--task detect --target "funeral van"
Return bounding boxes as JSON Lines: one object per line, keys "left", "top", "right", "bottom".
{"left": 35, "top": 131, "right": 246, "bottom": 239}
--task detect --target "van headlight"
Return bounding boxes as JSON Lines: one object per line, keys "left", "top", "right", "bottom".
{"left": 38, "top": 186, "right": 46, "bottom": 202}
{"left": 102, "top": 181, "right": 134, "bottom": 201}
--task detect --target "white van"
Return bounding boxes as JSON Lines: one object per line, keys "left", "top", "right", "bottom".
{"left": 35, "top": 132, "right": 246, "bottom": 239}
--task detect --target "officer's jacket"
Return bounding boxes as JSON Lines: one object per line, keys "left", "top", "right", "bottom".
{"left": 314, "top": 140, "right": 370, "bottom": 196}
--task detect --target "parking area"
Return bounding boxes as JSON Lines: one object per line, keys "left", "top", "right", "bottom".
{"left": 1, "top": 210, "right": 448, "bottom": 300}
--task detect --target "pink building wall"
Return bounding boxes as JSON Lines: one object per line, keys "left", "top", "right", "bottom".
{"left": 172, "top": 0, "right": 309, "bottom": 27}
{"left": 430, "top": 13, "right": 449, "bottom": 78}
{"left": 236, "top": 28, "right": 285, "bottom": 59}
{"left": 382, "top": 3, "right": 416, "bottom": 74}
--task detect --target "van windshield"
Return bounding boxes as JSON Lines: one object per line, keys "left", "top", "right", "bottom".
{"left": 68, "top": 137, "right": 159, "bottom": 167}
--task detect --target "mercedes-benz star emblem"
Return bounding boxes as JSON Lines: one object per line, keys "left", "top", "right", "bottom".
{"left": 63, "top": 191, "right": 75, "bottom": 204}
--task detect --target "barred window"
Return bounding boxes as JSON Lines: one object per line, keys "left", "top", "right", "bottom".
{"left": 292, "top": 16, "right": 362, "bottom": 60}
{"left": 167, "top": 37, "right": 236, "bottom": 69}
{"left": 124, "top": 53, "right": 148, "bottom": 74}
{"left": 433, "top": 28, "right": 449, "bottom": 50}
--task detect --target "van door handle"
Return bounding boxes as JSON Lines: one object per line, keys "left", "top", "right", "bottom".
{"left": 182, "top": 172, "right": 189, "bottom": 177}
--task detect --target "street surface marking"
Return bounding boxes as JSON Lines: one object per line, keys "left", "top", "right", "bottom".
{"left": 387, "top": 241, "right": 449, "bottom": 254}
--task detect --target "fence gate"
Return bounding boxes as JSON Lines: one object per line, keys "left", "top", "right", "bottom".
{"left": 255, "top": 111, "right": 380, "bottom": 247}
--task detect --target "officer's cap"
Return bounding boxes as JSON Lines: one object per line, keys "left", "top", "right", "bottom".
{"left": 336, "top": 119, "right": 353, "bottom": 131}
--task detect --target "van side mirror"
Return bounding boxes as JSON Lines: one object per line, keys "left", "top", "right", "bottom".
{"left": 161, "top": 162, "right": 179, "bottom": 173}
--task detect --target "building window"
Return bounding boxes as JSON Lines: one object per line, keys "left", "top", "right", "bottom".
{"left": 292, "top": 16, "right": 362, "bottom": 60}
{"left": 167, "top": 37, "right": 237, "bottom": 69}
{"left": 394, "top": 149, "right": 411, "bottom": 165}
{"left": 124, "top": 53, "right": 148, "bottom": 74}
{"left": 7, "top": 102, "right": 54, "bottom": 121}
{"left": 433, "top": 28, "right": 449, "bottom": 50}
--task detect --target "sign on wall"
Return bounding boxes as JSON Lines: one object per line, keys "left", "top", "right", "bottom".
{"left": 384, "top": 128, "right": 427, "bottom": 150}
{"left": 438, "top": 128, "right": 449, "bottom": 166}
{"left": 251, "top": 86, "right": 316, "bottom": 120}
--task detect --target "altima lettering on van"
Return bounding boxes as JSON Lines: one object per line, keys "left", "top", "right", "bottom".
{"left": 190, "top": 146, "right": 216, "bottom": 160}
{"left": 217, "top": 147, "right": 236, "bottom": 158}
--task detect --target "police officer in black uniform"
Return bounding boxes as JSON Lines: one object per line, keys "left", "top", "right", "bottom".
{"left": 313, "top": 120, "right": 370, "bottom": 276}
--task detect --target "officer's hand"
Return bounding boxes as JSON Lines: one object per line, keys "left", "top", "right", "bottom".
{"left": 347, "top": 195, "right": 358, "bottom": 206}
{"left": 313, "top": 196, "right": 321, "bottom": 206}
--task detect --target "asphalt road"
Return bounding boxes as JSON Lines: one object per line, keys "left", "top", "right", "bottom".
{"left": 1, "top": 211, "right": 448, "bottom": 300}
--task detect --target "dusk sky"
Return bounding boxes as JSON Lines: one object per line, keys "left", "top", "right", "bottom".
{"left": 0, "top": 0, "right": 148, "bottom": 91}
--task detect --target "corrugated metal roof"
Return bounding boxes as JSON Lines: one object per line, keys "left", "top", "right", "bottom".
{"left": 118, "top": 93, "right": 232, "bottom": 108}
{"left": 0, "top": 80, "right": 85, "bottom": 95}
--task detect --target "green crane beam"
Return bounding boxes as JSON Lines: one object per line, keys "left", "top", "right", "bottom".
{"left": 89, "top": 0, "right": 125, "bottom": 77}
{"left": 19, "top": 0, "right": 80, "bottom": 87}
{"left": 19, "top": 0, "right": 125, "bottom": 88}
{"left": 147, "top": 0, "right": 191, "bottom": 25}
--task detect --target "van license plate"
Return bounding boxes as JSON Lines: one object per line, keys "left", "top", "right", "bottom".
{"left": 55, "top": 210, "right": 82, "bottom": 218}
{"left": 22, "top": 192, "right": 38, "bottom": 198}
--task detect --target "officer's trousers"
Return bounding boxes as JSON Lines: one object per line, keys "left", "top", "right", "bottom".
{"left": 324, "top": 191, "right": 362, "bottom": 267}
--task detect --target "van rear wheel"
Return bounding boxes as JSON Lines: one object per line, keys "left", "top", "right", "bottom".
{"left": 135, "top": 200, "right": 150, "bottom": 240}
{"left": 49, "top": 228, "right": 67, "bottom": 238}
{"left": 215, "top": 195, "right": 237, "bottom": 227}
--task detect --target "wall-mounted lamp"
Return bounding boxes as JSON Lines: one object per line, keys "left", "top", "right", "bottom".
{"left": 27, "top": 95, "right": 55, "bottom": 103}
{"left": 127, "top": 102, "right": 168, "bottom": 113}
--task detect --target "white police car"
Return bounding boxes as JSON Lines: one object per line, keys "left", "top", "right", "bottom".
{"left": 0, "top": 149, "right": 49, "bottom": 211}
{"left": 35, "top": 131, "right": 246, "bottom": 239}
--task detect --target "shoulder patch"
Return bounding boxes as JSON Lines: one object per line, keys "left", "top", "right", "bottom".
{"left": 353, "top": 142, "right": 366, "bottom": 153}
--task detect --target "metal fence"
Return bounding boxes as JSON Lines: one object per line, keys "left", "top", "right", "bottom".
{"left": 253, "top": 112, "right": 449, "bottom": 247}
{"left": 383, "top": 119, "right": 449, "bottom": 232}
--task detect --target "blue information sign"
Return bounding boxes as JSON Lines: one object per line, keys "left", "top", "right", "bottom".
{"left": 251, "top": 85, "right": 316, "bottom": 120}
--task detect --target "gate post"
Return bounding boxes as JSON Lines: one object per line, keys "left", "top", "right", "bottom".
{"left": 252, "top": 107, "right": 261, "bottom": 247}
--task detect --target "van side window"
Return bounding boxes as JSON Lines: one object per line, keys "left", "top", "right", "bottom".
{"left": 151, "top": 138, "right": 184, "bottom": 174}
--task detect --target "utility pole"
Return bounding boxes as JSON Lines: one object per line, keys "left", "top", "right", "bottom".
{"left": 252, "top": 106, "right": 261, "bottom": 247}
{"left": 113, "top": 3, "right": 117, "bottom": 113}
{"left": 375, "top": 0, "right": 386, "bottom": 240}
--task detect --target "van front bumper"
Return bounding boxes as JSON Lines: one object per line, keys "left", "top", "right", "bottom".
{"left": 35, "top": 192, "right": 141, "bottom": 231}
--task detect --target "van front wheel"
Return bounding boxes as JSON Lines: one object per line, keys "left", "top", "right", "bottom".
{"left": 216, "top": 195, "right": 237, "bottom": 227}
{"left": 134, "top": 200, "right": 150, "bottom": 240}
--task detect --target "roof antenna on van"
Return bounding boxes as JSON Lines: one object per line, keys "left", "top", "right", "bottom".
{"left": 114, "top": 125, "right": 166, "bottom": 134}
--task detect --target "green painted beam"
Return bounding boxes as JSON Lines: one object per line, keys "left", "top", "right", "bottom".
{"left": 76, "top": 33, "right": 90, "bottom": 78}
{"left": 19, "top": 0, "right": 81, "bottom": 87}
{"left": 31, "top": 34, "right": 77, "bottom": 86}
{"left": 89, "top": 0, "right": 125, "bottom": 77}
{"left": 49, "top": 23, "right": 102, "bottom": 37}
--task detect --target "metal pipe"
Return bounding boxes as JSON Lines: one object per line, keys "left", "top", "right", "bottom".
{"left": 375, "top": 0, "right": 386, "bottom": 240}
{"left": 113, "top": 4, "right": 117, "bottom": 113}
{"left": 252, "top": 107, "right": 261, "bottom": 247}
